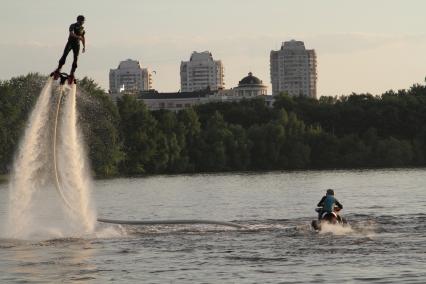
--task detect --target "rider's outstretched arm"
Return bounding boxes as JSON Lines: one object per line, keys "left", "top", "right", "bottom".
{"left": 317, "top": 196, "right": 326, "bottom": 207}
{"left": 335, "top": 199, "right": 343, "bottom": 209}
{"left": 81, "top": 36, "right": 86, "bottom": 52}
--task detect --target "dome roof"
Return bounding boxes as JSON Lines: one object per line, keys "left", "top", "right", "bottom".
{"left": 238, "top": 72, "right": 263, "bottom": 86}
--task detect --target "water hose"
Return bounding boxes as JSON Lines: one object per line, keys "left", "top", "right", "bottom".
{"left": 97, "top": 218, "right": 245, "bottom": 229}
{"left": 52, "top": 86, "right": 76, "bottom": 212}
{"left": 51, "top": 84, "right": 242, "bottom": 229}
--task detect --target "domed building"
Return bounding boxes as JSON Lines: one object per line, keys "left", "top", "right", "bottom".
{"left": 234, "top": 72, "right": 267, "bottom": 98}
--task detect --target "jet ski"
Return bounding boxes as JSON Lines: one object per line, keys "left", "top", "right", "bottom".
{"left": 311, "top": 206, "right": 348, "bottom": 231}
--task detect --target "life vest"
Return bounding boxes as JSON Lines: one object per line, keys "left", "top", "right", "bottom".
{"left": 323, "top": 195, "right": 335, "bottom": 213}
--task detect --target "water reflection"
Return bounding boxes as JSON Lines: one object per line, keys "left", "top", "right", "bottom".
{"left": 6, "top": 239, "right": 97, "bottom": 283}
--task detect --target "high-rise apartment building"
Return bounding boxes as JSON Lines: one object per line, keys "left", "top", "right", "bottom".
{"left": 180, "top": 51, "right": 224, "bottom": 92}
{"left": 270, "top": 40, "right": 317, "bottom": 98}
{"left": 109, "top": 59, "right": 152, "bottom": 93}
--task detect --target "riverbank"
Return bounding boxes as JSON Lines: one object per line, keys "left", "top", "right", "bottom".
{"left": 2, "top": 166, "right": 426, "bottom": 184}
{"left": 2, "top": 74, "right": 426, "bottom": 178}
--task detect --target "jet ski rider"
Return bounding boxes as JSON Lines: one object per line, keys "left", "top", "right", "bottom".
{"left": 317, "top": 189, "right": 343, "bottom": 220}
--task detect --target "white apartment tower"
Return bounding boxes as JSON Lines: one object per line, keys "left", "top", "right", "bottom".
{"left": 109, "top": 59, "right": 152, "bottom": 93}
{"left": 180, "top": 51, "right": 224, "bottom": 92}
{"left": 270, "top": 40, "right": 317, "bottom": 98}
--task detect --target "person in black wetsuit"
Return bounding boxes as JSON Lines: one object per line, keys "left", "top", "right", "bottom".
{"left": 54, "top": 15, "right": 86, "bottom": 82}
{"left": 317, "top": 189, "right": 343, "bottom": 220}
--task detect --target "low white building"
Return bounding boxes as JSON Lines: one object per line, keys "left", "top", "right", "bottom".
{"left": 109, "top": 59, "right": 152, "bottom": 93}
{"left": 137, "top": 90, "right": 210, "bottom": 111}
{"left": 132, "top": 72, "right": 272, "bottom": 111}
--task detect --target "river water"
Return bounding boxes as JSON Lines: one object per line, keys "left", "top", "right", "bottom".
{"left": 0, "top": 169, "right": 425, "bottom": 283}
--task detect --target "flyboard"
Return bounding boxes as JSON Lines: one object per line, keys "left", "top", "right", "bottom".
{"left": 49, "top": 72, "right": 243, "bottom": 229}
{"left": 50, "top": 71, "right": 76, "bottom": 85}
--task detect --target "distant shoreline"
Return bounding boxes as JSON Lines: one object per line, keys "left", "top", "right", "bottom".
{"left": 2, "top": 166, "right": 425, "bottom": 185}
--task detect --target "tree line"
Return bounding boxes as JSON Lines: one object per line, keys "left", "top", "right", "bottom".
{"left": 1, "top": 73, "right": 426, "bottom": 177}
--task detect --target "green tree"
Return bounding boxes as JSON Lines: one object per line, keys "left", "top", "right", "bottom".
{"left": 78, "top": 77, "right": 124, "bottom": 177}
{"left": 373, "top": 137, "right": 413, "bottom": 167}
{"left": 225, "top": 124, "right": 251, "bottom": 170}
{"left": 176, "top": 108, "right": 201, "bottom": 172}
{"left": 248, "top": 122, "right": 285, "bottom": 170}
{"left": 153, "top": 110, "right": 187, "bottom": 173}
{"left": 196, "top": 111, "right": 232, "bottom": 171}
{"left": 117, "top": 95, "right": 158, "bottom": 175}
{"left": 0, "top": 73, "right": 45, "bottom": 174}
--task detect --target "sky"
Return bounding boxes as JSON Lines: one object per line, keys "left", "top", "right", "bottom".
{"left": 1, "top": 0, "right": 426, "bottom": 96}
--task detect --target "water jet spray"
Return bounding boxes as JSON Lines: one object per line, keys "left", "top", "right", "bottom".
{"left": 7, "top": 79, "right": 243, "bottom": 240}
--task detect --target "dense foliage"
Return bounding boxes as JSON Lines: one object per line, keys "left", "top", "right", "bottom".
{"left": 1, "top": 74, "right": 426, "bottom": 177}
{"left": 77, "top": 77, "right": 123, "bottom": 177}
{"left": 0, "top": 74, "right": 122, "bottom": 177}
{"left": 0, "top": 74, "right": 45, "bottom": 174}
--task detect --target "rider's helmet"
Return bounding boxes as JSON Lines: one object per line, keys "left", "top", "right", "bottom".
{"left": 77, "top": 15, "right": 85, "bottom": 22}
{"left": 326, "top": 189, "right": 334, "bottom": 195}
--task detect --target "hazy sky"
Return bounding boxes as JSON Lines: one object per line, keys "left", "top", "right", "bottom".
{"left": 1, "top": 0, "right": 426, "bottom": 96}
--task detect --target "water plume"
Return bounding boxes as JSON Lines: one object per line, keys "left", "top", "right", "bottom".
{"left": 6, "top": 79, "right": 96, "bottom": 239}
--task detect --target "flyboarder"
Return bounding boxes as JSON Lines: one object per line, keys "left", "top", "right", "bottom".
{"left": 51, "top": 15, "right": 86, "bottom": 84}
